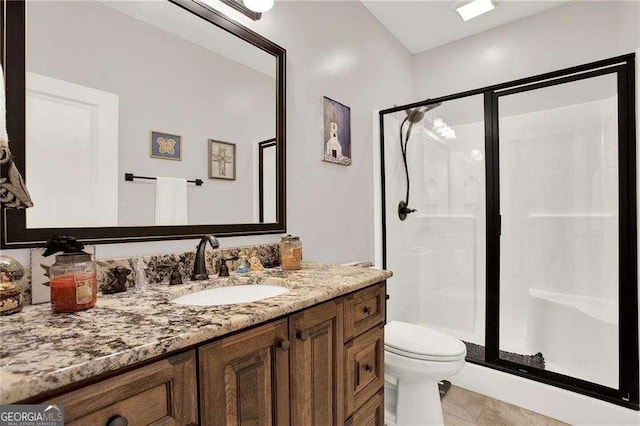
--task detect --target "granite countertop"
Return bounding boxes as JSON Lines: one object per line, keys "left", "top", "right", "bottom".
{"left": 0, "top": 262, "right": 392, "bottom": 404}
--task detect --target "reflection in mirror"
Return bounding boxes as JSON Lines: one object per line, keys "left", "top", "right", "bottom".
{"left": 25, "top": 0, "right": 277, "bottom": 229}
{"left": 257, "top": 139, "right": 276, "bottom": 223}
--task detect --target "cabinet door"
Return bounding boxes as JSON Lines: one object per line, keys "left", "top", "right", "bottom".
{"left": 345, "top": 390, "right": 384, "bottom": 426}
{"left": 47, "top": 350, "right": 197, "bottom": 426}
{"left": 199, "top": 319, "right": 290, "bottom": 426}
{"left": 290, "top": 299, "right": 344, "bottom": 425}
{"left": 344, "top": 324, "right": 385, "bottom": 417}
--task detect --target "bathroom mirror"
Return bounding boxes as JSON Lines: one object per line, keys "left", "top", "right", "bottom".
{"left": 1, "top": 0, "right": 286, "bottom": 248}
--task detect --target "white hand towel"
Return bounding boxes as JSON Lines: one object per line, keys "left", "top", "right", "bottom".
{"left": 155, "top": 177, "right": 188, "bottom": 225}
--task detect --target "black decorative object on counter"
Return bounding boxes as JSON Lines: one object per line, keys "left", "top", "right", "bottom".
{"left": 42, "top": 235, "right": 86, "bottom": 257}
{"left": 102, "top": 266, "right": 132, "bottom": 294}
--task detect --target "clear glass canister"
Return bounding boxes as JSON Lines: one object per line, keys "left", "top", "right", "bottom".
{"left": 49, "top": 253, "right": 97, "bottom": 313}
{"left": 280, "top": 235, "right": 302, "bottom": 271}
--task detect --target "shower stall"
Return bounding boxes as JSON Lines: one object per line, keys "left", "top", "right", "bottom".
{"left": 378, "top": 54, "right": 638, "bottom": 409}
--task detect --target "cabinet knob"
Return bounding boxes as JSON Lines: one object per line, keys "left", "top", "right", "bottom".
{"left": 363, "top": 306, "right": 371, "bottom": 315}
{"left": 365, "top": 364, "right": 373, "bottom": 373}
{"left": 277, "top": 339, "right": 290, "bottom": 351}
{"left": 107, "top": 416, "right": 128, "bottom": 426}
{"left": 385, "top": 294, "right": 390, "bottom": 300}
{"left": 296, "top": 330, "right": 309, "bottom": 341}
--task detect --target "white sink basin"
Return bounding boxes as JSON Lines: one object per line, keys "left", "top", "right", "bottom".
{"left": 171, "top": 285, "right": 290, "bottom": 306}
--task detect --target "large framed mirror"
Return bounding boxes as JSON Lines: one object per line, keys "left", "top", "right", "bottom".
{"left": 1, "top": 0, "right": 286, "bottom": 248}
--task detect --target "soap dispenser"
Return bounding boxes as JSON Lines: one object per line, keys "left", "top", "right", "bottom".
{"left": 133, "top": 257, "right": 148, "bottom": 294}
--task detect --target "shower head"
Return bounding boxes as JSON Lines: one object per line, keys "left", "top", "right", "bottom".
{"left": 405, "top": 108, "right": 425, "bottom": 124}
{"left": 405, "top": 102, "right": 442, "bottom": 124}
{"left": 398, "top": 102, "right": 443, "bottom": 221}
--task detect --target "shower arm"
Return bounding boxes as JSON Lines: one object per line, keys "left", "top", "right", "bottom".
{"left": 398, "top": 117, "right": 417, "bottom": 221}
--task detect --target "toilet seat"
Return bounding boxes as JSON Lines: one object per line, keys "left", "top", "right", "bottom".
{"left": 385, "top": 321, "right": 467, "bottom": 362}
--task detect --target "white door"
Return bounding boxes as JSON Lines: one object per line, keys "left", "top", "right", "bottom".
{"left": 26, "top": 72, "right": 119, "bottom": 228}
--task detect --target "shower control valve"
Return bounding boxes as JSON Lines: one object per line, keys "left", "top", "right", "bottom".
{"left": 398, "top": 201, "right": 417, "bottom": 221}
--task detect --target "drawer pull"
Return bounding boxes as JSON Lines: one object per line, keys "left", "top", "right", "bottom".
{"left": 365, "top": 364, "right": 373, "bottom": 373}
{"left": 107, "top": 415, "right": 128, "bottom": 426}
{"left": 296, "top": 330, "right": 309, "bottom": 341}
{"left": 363, "top": 306, "right": 371, "bottom": 315}
{"left": 277, "top": 338, "right": 290, "bottom": 351}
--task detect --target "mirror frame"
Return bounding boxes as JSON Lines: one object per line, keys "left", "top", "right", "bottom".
{"left": 1, "top": 0, "right": 286, "bottom": 248}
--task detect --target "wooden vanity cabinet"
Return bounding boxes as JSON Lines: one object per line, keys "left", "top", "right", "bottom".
{"left": 47, "top": 350, "right": 198, "bottom": 426}
{"left": 198, "top": 318, "right": 290, "bottom": 426}
{"left": 38, "top": 282, "right": 387, "bottom": 426}
{"left": 290, "top": 298, "right": 345, "bottom": 425}
{"left": 343, "top": 282, "right": 386, "bottom": 424}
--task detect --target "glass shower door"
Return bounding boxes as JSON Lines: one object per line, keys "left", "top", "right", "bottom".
{"left": 494, "top": 70, "right": 622, "bottom": 389}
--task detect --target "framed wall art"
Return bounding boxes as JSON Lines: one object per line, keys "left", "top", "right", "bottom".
{"left": 208, "top": 139, "right": 236, "bottom": 180}
{"left": 150, "top": 131, "right": 182, "bottom": 160}
{"left": 322, "top": 96, "right": 351, "bottom": 166}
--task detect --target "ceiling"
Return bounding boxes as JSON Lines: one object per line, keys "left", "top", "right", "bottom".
{"left": 101, "top": 0, "right": 275, "bottom": 77}
{"left": 361, "top": 0, "right": 568, "bottom": 55}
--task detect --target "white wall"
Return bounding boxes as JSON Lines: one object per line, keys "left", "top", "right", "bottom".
{"left": 411, "top": 1, "right": 639, "bottom": 100}
{"left": 249, "top": 1, "right": 414, "bottom": 263}
{"left": 3, "top": 1, "right": 413, "bottom": 264}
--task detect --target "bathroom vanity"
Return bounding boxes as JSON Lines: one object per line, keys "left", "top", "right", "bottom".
{"left": 0, "top": 263, "right": 391, "bottom": 425}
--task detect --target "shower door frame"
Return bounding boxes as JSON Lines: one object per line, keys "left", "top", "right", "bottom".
{"left": 378, "top": 53, "right": 639, "bottom": 410}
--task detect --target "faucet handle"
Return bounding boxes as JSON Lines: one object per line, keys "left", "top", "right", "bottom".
{"left": 156, "top": 264, "right": 183, "bottom": 285}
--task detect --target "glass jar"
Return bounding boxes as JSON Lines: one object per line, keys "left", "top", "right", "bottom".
{"left": 49, "top": 253, "right": 97, "bottom": 313}
{"left": 280, "top": 235, "right": 302, "bottom": 271}
{"left": 0, "top": 256, "right": 25, "bottom": 316}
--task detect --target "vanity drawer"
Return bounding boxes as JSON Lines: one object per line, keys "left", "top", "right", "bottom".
{"left": 47, "top": 351, "right": 197, "bottom": 426}
{"left": 344, "top": 282, "right": 386, "bottom": 342}
{"left": 345, "top": 389, "right": 384, "bottom": 426}
{"left": 344, "top": 324, "right": 384, "bottom": 417}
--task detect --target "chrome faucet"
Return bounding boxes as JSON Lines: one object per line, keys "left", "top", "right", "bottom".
{"left": 191, "top": 235, "right": 220, "bottom": 280}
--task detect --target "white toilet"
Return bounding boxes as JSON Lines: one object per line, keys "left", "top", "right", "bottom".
{"left": 384, "top": 321, "right": 466, "bottom": 426}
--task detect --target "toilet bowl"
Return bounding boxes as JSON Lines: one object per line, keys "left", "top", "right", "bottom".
{"left": 384, "top": 321, "right": 466, "bottom": 426}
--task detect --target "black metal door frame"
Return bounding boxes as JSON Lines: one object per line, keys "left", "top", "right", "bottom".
{"left": 378, "top": 53, "right": 639, "bottom": 410}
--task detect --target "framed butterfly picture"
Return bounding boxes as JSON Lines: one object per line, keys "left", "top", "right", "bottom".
{"left": 150, "top": 131, "right": 182, "bottom": 160}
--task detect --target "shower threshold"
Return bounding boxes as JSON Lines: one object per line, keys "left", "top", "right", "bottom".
{"left": 463, "top": 341, "right": 546, "bottom": 370}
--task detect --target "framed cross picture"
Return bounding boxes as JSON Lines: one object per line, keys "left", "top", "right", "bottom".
{"left": 208, "top": 140, "right": 236, "bottom": 180}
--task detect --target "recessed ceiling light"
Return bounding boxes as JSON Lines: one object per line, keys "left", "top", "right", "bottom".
{"left": 456, "top": 0, "right": 496, "bottom": 21}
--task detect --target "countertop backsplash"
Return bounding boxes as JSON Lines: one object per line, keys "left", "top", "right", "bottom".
{"left": 21, "top": 243, "right": 281, "bottom": 305}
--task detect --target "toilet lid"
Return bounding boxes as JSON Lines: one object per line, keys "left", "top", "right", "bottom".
{"left": 385, "top": 321, "right": 467, "bottom": 361}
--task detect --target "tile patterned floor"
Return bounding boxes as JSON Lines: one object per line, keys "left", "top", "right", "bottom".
{"left": 443, "top": 385, "right": 569, "bottom": 426}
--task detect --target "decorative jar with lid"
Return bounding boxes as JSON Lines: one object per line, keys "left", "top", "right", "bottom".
{"left": 50, "top": 253, "right": 97, "bottom": 313}
{"left": 280, "top": 235, "right": 302, "bottom": 271}
{"left": 44, "top": 235, "right": 97, "bottom": 313}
